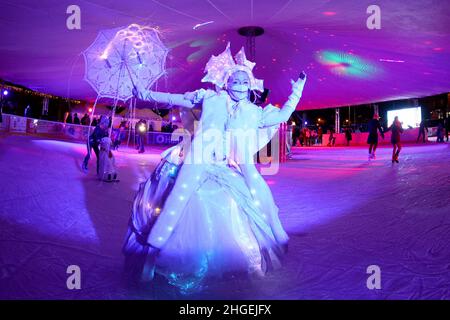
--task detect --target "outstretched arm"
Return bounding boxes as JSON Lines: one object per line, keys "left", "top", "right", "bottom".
{"left": 378, "top": 122, "right": 385, "bottom": 138}
{"left": 260, "top": 74, "right": 307, "bottom": 127}
{"left": 133, "top": 85, "right": 196, "bottom": 109}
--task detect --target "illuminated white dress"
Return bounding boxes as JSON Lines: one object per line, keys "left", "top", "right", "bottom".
{"left": 123, "top": 45, "right": 306, "bottom": 293}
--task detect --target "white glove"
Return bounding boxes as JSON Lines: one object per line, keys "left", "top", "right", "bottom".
{"left": 290, "top": 73, "right": 307, "bottom": 99}
{"left": 132, "top": 83, "right": 151, "bottom": 101}
{"left": 183, "top": 91, "right": 196, "bottom": 102}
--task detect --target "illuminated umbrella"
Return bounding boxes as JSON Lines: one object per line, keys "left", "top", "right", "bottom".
{"left": 83, "top": 23, "right": 168, "bottom": 101}
{"left": 83, "top": 23, "right": 168, "bottom": 139}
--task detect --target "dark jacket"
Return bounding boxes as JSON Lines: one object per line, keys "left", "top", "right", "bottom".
{"left": 89, "top": 125, "right": 108, "bottom": 146}
{"left": 386, "top": 122, "right": 403, "bottom": 144}
{"left": 367, "top": 119, "right": 384, "bottom": 144}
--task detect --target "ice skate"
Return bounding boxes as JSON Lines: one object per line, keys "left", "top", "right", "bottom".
{"left": 81, "top": 161, "right": 88, "bottom": 173}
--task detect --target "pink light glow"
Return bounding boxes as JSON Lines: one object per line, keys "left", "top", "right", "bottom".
{"left": 323, "top": 11, "right": 337, "bottom": 16}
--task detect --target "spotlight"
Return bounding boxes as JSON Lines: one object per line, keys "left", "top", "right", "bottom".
{"left": 3, "top": 90, "right": 8, "bottom": 96}
{"left": 88, "top": 107, "right": 93, "bottom": 113}
{"left": 172, "top": 116, "right": 176, "bottom": 121}
{"left": 138, "top": 124, "right": 146, "bottom": 133}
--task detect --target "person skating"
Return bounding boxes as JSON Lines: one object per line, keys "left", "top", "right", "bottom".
{"left": 82, "top": 115, "right": 109, "bottom": 173}
{"left": 327, "top": 128, "right": 336, "bottom": 147}
{"left": 444, "top": 117, "right": 450, "bottom": 142}
{"left": 436, "top": 122, "right": 445, "bottom": 143}
{"left": 135, "top": 119, "right": 147, "bottom": 154}
{"left": 344, "top": 126, "right": 352, "bottom": 146}
{"left": 416, "top": 121, "right": 428, "bottom": 143}
{"left": 385, "top": 116, "right": 404, "bottom": 163}
{"left": 367, "top": 113, "right": 384, "bottom": 159}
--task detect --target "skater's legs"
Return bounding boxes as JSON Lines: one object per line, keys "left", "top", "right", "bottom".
{"left": 83, "top": 141, "right": 92, "bottom": 169}
{"left": 138, "top": 135, "right": 145, "bottom": 153}
{"left": 392, "top": 144, "right": 397, "bottom": 161}
{"left": 369, "top": 143, "right": 378, "bottom": 156}
{"left": 396, "top": 143, "right": 402, "bottom": 156}
{"left": 92, "top": 144, "right": 100, "bottom": 174}
{"left": 392, "top": 143, "right": 401, "bottom": 162}
{"left": 372, "top": 142, "right": 378, "bottom": 154}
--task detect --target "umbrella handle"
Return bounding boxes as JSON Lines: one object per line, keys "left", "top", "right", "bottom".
{"left": 124, "top": 63, "right": 140, "bottom": 98}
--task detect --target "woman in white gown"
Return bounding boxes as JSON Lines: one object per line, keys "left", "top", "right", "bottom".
{"left": 123, "top": 44, "right": 307, "bottom": 293}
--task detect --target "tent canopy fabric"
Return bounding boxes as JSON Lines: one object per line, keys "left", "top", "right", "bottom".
{"left": 0, "top": 0, "right": 449, "bottom": 110}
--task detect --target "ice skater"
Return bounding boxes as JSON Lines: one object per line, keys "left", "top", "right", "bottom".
{"left": 82, "top": 115, "right": 109, "bottom": 174}
{"left": 344, "top": 126, "right": 352, "bottom": 146}
{"left": 445, "top": 117, "right": 450, "bottom": 142}
{"left": 112, "top": 120, "right": 127, "bottom": 150}
{"left": 97, "top": 137, "right": 118, "bottom": 182}
{"left": 135, "top": 119, "right": 147, "bottom": 154}
{"left": 367, "top": 113, "right": 384, "bottom": 159}
{"left": 436, "top": 122, "right": 445, "bottom": 143}
{"left": 385, "top": 116, "right": 404, "bottom": 163}
{"left": 327, "top": 128, "right": 336, "bottom": 146}
{"left": 416, "top": 121, "right": 428, "bottom": 143}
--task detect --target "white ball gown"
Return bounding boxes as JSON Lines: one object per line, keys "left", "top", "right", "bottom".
{"left": 123, "top": 87, "right": 302, "bottom": 294}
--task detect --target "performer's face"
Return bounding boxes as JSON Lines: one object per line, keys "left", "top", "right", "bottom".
{"left": 227, "top": 71, "right": 250, "bottom": 101}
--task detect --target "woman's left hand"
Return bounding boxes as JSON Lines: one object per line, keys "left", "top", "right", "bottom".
{"left": 290, "top": 72, "right": 307, "bottom": 97}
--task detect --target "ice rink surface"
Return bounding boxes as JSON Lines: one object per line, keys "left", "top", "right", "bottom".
{"left": 1, "top": 134, "right": 449, "bottom": 299}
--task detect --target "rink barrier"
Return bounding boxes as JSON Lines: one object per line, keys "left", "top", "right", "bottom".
{"left": 287, "top": 128, "right": 427, "bottom": 147}
{"left": 319, "top": 128, "right": 424, "bottom": 146}
{"left": 1, "top": 113, "right": 433, "bottom": 147}
{"left": 0, "top": 113, "right": 180, "bottom": 146}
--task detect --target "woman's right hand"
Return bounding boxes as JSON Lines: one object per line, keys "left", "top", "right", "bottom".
{"left": 132, "top": 83, "right": 149, "bottom": 100}
{"left": 183, "top": 91, "right": 196, "bottom": 102}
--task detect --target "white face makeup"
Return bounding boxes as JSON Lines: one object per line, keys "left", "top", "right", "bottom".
{"left": 227, "top": 71, "right": 250, "bottom": 101}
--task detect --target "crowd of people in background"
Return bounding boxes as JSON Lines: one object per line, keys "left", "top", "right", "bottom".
{"left": 291, "top": 126, "right": 324, "bottom": 147}
{"left": 66, "top": 112, "right": 95, "bottom": 126}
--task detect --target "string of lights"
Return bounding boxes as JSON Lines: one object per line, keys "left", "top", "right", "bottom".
{"left": 0, "top": 81, "right": 83, "bottom": 104}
